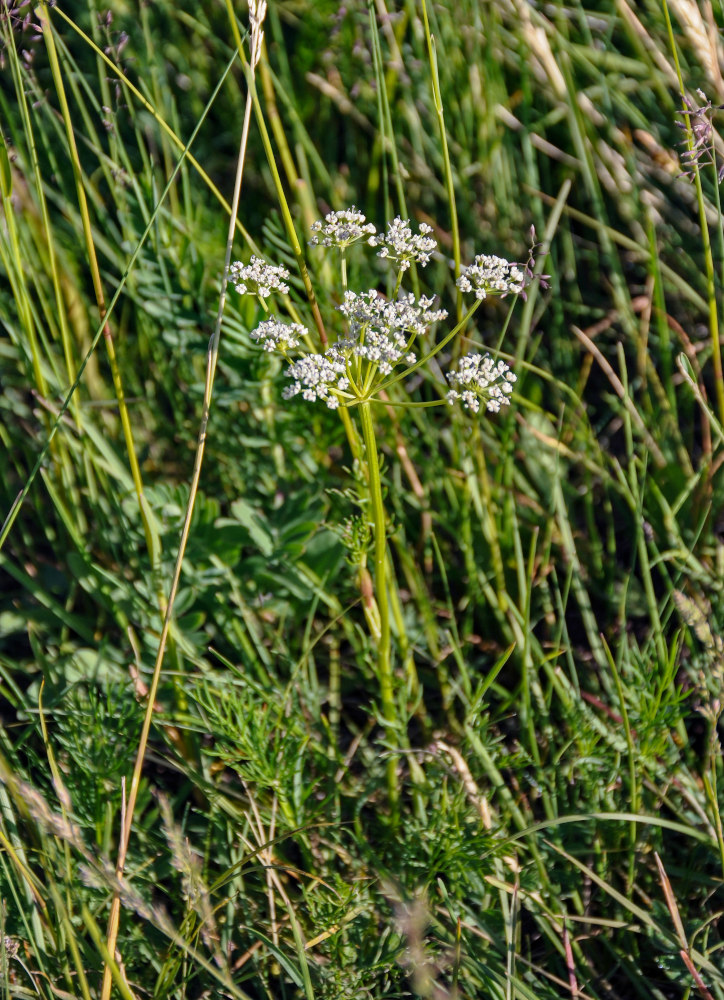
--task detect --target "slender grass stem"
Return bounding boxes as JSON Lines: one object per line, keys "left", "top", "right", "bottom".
{"left": 224, "top": 0, "right": 327, "bottom": 348}
{"left": 0, "top": 52, "right": 236, "bottom": 557}
{"left": 421, "top": 0, "right": 462, "bottom": 323}
{"left": 39, "top": 6, "right": 164, "bottom": 611}
{"left": 358, "top": 400, "right": 399, "bottom": 820}
{"left": 53, "top": 7, "right": 259, "bottom": 250}
{"left": 660, "top": 0, "right": 724, "bottom": 426}
{"left": 603, "top": 637, "right": 638, "bottom": 895}
{"left": 99, "top": 19, "right": 262, "bottom": 997}
{"left": 3, "top": 28, "right": 81, "bottom": 433}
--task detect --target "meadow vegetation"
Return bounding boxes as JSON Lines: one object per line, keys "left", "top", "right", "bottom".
{"left": 2, "top": 0, "right": 724, "bottom": 996}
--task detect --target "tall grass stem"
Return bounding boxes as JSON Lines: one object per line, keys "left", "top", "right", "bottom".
{"left": 99, "top": 18, "right": 263, "bottom": 996}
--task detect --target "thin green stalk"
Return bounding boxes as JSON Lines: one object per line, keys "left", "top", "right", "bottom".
{"left": 421, "top": 0, "right": 462, "bottom": 322}
{"left": 0, "top": 54, "right": 236, "bottom": 555}
{"left": 710, "top": 145, "right": 724, "bottom": 316}
{"left": 367, "top": 2, "right": 407, "bottom": 242}
{"left": 38, "top": 6, "right": 164, "bottom": 610}
{"left": 660, "top": 0, "right": 724, "bottom": 426}
{"left": 4, "top": 37, "right": 80, "bottom": 429}
{"left": 0, "top": 24, "right": 47, "bottom": 405}
{"left": 602, "top": 636, "right": 638, "bottom": 895}
{"left": 703, "top": 762, "right": 724, "bottom": 884}
{"left": 617, "top": 343, "right": 666, "bottom": 666}
{"left": 2, "top": 20, "right": 88, "bottom": 528}
{"left": 53, "top": 6, "right": 258, "bottom": 250}
{"left": 358, "top": 400, "right": 399, "bottom": 819}
{"left": 70, "top": 33, "right": 250, "bottom": 996}
{"left": 224, "top": 0, "right": 327, "bottom": 347}
{"left": 102, "top": 81, "right": 253, "bottom": 1000}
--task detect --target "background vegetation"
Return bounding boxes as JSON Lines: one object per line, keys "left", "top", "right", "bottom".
{"left": 2, "top": 0, "right": 724, "bottom": 996}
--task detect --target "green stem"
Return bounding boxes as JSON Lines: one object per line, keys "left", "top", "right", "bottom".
{"left": 603, "top": 637, "right": 638, "bottom": 895}
{"left": 358, "top": 400, "right": 399, "bottom": 819}
{"left": 54, "top": 7, "right": 258, "bottom": 250}
{"left": 224, "top": 0, "right": 328, "bottom": 347}
{"left": 377, "top": 300, "right": 481, "bottom": 395}
{"left": 341, "top": 251, "right": 348, "bottom": 297}
{"left": 421, "top": 0, "right": 461, "bottom": 323}
{"left": 39, "top": 5, "right": 164, "bottom": 610}
{"left": 661, "top": 0, "right": 724, "bottom": 426}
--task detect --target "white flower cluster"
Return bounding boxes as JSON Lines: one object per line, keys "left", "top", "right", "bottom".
{"left": 456, "top": 254, "right": 526, "bottom": 300}
{"left": 283, "top": 353, "right": 350, "bottom": 409}
{"left": 446, "top": 353, "right": 517, "bottom": 414}
{"left": 281, "top": 288, "right": 449, "bottom": 406}
{"left": 339, "top": 290, "right": 447, "bottom": 339}
{"left": 230, "top": 256, "right": 290, "bottom": 298}
{"left": 309, "top": 207, "right": 377, "bottom": 249}
{"left": 368, "top": 216, "right": 437, "bottom": 271}
{"left": 250, "top": 318, "right": 306, "bottom": 353}
{"left": 330, "top": 334, "right": 415, "bottom": 377}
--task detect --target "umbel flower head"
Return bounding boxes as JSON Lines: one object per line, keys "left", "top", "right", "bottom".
{"left": 281, "top": 289, "right": 447, "bottom": 405}
{"left": 229, "top": 256, "right": 290, "bottom": 298}
{"left": 446, "top": 353, "right": 517, "bottom": 413}
{"left": 231, "top": 211, "right": 530, "bottom": 419}
{"left": 339, "top": 290, "right": 447, "bottom": 339}
{"left": 368, "top": 216, "right": 437, "bottom": 271}
{"left": 283, "top": 353, "right": 350, "bottom": 409}
{"left": 457, "top": 254, "right": 526, "bottom": 300}
{"left": 309, "top": 208, "right": 377, "bottom": 249}
{"left": 250, "top": 318, "right": 305, "bottom": 353}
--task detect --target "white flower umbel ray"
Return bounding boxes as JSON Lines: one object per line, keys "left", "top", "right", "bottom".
{"left": 367, "top": 216, "right": 437, "bottom": 271}
{"left": 373, "top": 291, "right": 521, "bottom": 400}
{"left": 369, "top": 299, "right": 481, "bottom": 399}
{"left": 229, "top": 256, "right": 290, "bottom": 298}
{"left": 446, "top": 353, "right": 517, "bottom": 413}
{"left": 309, "top": 207, "right": 377, "bottom": 249}
{"left": 457, "top": 254, "right": 526, "bottom": 299}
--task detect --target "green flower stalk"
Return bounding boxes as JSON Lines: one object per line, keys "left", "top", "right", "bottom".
{"left": 231, "top": 213, "right": 529, "bottom": 816}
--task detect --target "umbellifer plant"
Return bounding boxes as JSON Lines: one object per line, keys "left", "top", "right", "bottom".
{"left": 231, "top": 210, "right": 532, "bottom": 817}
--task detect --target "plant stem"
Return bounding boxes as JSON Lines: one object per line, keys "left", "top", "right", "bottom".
{"left": 99, "top": 22, "right": 260, "bottom": 1000}
{"left": 660, "top": 0, "right": 724, "bottom": 426}
{"left": 358, "top": 400, "right": 399, "bottom": 819}
{"left": 421, "top": 0, "right": 461, "bottom": 323}
{"left": 39, "top": 5, "right": 164, "bottom": 613}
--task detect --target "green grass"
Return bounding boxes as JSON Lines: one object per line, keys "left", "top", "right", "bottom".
{"left": 2, "top": 0, "right": 724, "bottom": 996}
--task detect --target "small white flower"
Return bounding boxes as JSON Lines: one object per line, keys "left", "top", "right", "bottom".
{"left": 339, "top": 290, "right": 447, "bottom": 340}
{"left": 309, "top": 207, "right": 377, "bottom": 249}
{"left": 250, "top": 318, "right": 306, "bottom": 353}
{"left": 368, "top": 216, "right": 437, "bottom": 271}
{"left": 283, "top": 352, "right": 349, "bottom": 407}
{"left": 446, "top": 353, "right": 517, "bottom": 413}
{"left": 230, "top": 256, "right": 290, "bottom": 298}
{"left": 457, "top": 254, "right": 526, "bottom": 300}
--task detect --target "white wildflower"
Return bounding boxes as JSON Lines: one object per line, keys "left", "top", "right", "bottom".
{"left": 250, "top": 318, "right": 306, "bottom": 353}
{"left": 309, "top": 207, "right": 377, "bottom": 249}
{"left": 339, "top": 290, "right": 447, "bottom": 340}
{"left": 368, "top": 216, "right": 437, "bottom": 271}
{"left": 457, "top": 254, "right": 526, "bottom": 300}
{"left": 446, "top": 353, "right": 517, "bottom": 414}
{"left": 283, "top": 352, "right": 350, "bottom": 408}
{"left": 350, "top": 330, "right": 411, "bottom": 374}
{"left": 230, "top": 256, "right": 290, "bottom": 298}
